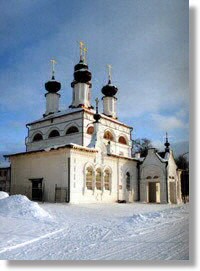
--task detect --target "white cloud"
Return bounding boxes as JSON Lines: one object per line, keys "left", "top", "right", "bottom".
{"left": 151, "top": 113, "right": 187, "bottom": 131}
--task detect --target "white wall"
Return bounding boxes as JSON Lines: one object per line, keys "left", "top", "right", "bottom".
{"left": 10, "top": 149, "right": 70, "bottom": 202}
{"left": 70, "top": 149, "right": 138, "bottom": 203}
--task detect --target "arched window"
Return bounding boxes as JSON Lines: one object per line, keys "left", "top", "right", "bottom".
{"left": 146, "top": 176, "right": 152, "bottom": 179}
{"left": 87, "top": 126, "right": 94, "bottom": 135}
{"left": 86, "top": 167, "right": 93, "bottom": 190}
{"left": 66, "top": 126, "right": 79, "bottom": 135}
{"left": 48, "top": 130, "right": 60, "bottom": 138}
{"left": 153, "top": 176, "right": 159, "bottom": 179}
{"left": 32, "top": 133, "right": 43, "bottom": 142}
{"left": 126, "top": 172, "right": 131, "bottom": 191}
{"left": 104, "top": 131, "right": 114, "bottom": 141}
{"left": 118, "top": 136, "right": 127, "bottom": 145}
{"left": 96, "top": 168, "right": 102, "bottom": 190}
{"left": 104, "top": 169, "right": 111, "bottom": 190}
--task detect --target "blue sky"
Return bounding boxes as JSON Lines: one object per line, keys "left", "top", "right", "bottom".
{"left": 0, "top": 0, "right": 189, "bottom": 154}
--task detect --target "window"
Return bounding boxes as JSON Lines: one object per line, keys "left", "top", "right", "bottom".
{"left": 104, "top": 169, "right": 111, "bottom": 190}
{"left": 66, "top": 126, "right": 79, "bottom": 135}
{"left": 87, "top": 126, "right": 94, "bottom": 135}
{"left": 126, "top": 172, "right": 131, "bottom": 191}
{"left": 104, "top": 131, "right": 114, "bottom": 141}
{"left": 48, "top": 130, "right": 60, "bottom": 138}
{"left": 33, "top": 133, "right": 43, "bottom": 142}
{"left": 118, "top": 136, "right": 127, "bottom": 145}
{"left": 4, "top": 171, "right": 7, "bottom": 177}
{"left": 146, "top": 176, "right": 152, "bottom": 179}
{"left": 96, "top": 168, "right": 102, "bottom": 190}
{"left": 86, "top": 167, "right": 93, "bottom": 190}
{"left": 153, "top": 176, "right": 159, "bottom": 179}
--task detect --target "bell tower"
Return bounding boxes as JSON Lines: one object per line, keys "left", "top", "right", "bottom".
{"left": 70, "top": 42, "right": 93, "bottom": 109}
{"left": 44, "top": 60, "right": 61, "bottom": 117}
{"left": 101, "top": 64, "right": 118, "bottom": 119}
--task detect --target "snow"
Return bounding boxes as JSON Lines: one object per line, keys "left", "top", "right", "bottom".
{"left": 0, "top": 199, "right": 189, "bottom": 260}
{"left": 27, "top": 107, "right": 83, "bottom": 125}
{"left": 0, "top": 192, "right": 9, "bottom": 200}
{"left": 0, "top": 195, "right": 52, "bottom": 221}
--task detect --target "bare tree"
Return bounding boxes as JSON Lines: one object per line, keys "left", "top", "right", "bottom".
{"left": 132, "top": 138, "right": 154, "bottom": 157}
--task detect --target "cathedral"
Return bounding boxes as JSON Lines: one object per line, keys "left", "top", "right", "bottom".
{"left": 6, "top": 43, "right": 182, "bottom": 204}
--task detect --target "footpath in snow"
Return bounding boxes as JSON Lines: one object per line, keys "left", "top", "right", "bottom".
{"left": 0, "top": 193, "right": 189, "bottom": 260}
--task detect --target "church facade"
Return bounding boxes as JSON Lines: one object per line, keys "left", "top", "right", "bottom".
{"left": 6, "top": 45, "right": 182, "bottom": 204}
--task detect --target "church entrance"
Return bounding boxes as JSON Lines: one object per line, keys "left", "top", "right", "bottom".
{"left": 30, "top": 178, "right": 43, "bottom": 201}
{"left": 148, "top": 182, "right": 160, "bottom": 203}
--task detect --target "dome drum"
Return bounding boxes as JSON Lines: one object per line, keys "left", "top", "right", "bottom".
{"left": 71, "top": 80, "right": 92, "bottom": 88}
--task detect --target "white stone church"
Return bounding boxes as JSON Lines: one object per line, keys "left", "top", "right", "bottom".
{"left": 6, "top": 45, "right": 182, "bottom": 204}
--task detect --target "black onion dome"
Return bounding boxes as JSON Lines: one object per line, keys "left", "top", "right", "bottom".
{"left": 74, "top": 69, "right": 92, "bottom": 83}
{"left": 164, "top": 141, "right": 170, "bottom": 149}
{"left": 72, "top": 60, "right": 92, "bottom": 85}
{"left": 101, "top": 80, "right": 118, "bottom": 97}
{"left": 93, "top": 113, "right": 101, "bottom": 123}
{"left": 74, "top": 60, "right": 88, "bottom": 71}
{"left": 45, "top": 76, "right": 61, "bottom": 93}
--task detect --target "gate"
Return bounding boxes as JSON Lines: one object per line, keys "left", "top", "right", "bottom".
{"left": 55, "top": 185, "right": 69, "bottom": 203}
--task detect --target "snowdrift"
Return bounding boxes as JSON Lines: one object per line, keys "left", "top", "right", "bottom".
{"left": 124, "top": 211, "right": 163, "bottom": 224}
{"left": 0, "top": 191, "right": 9, "bottom": 200}
{"left": 0, "top": 195, "right": 52, "bottom": 221}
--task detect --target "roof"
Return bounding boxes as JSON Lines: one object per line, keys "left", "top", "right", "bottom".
{"left": 4, "top": 143, "right": 97, "bottom": 158}
{"left": 27, "top": 107, "right": 133, "bottom": 129}
{"left": 139, "top": 148, "right": 169, "bottom": 165}
{"left": 107, "top": 153, "right": 138, "bottom": 162}
{"left": 26, "top": 107, "right": 83, "bottom": 125}
{"left": 158, "top": 152, "right": 165, "bottom": 159}
{"left": 155, "top": 152, "right": 168, "bottom": 163}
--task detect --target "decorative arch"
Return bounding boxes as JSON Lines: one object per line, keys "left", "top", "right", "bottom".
{"left": 32, "top": 133, "right": 43, "bottom": 142}
{"left": 84, "top": 162, "right": 95, "bottom": 172}
{"left": 104, "top": 130, "right": 115, "bottom": 141}
{"left": 87, "top": 126, "right": 94, "bottom": 135}
{"left": 118, "top": 135, "right": 127, "bottom": 145}
{"left": 48, "top": 129, "right": 60, "bottom": 138}
{"left": 66, "top": 126, "right": 79, "bottom": 135}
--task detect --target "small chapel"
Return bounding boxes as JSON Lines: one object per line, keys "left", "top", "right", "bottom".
{"left": 5, "top": 43, "right": 182, "bottom": 204}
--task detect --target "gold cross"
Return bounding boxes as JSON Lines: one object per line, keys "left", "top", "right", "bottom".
{"left": 83, "top": 47, "right": 87, "bottom": 63}
{"left": 79, "top": 41, "right": 85, "bottom": 59}
{"left": 107, "top": 64, "right": 112, "bottom": 81}
{"left": 50, "top": 59, "right": 57, "bottom": 77}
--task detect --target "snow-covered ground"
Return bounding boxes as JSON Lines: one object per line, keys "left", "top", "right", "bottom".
{"left": 0, "top": 193, "right": 189, "bottom": 260}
